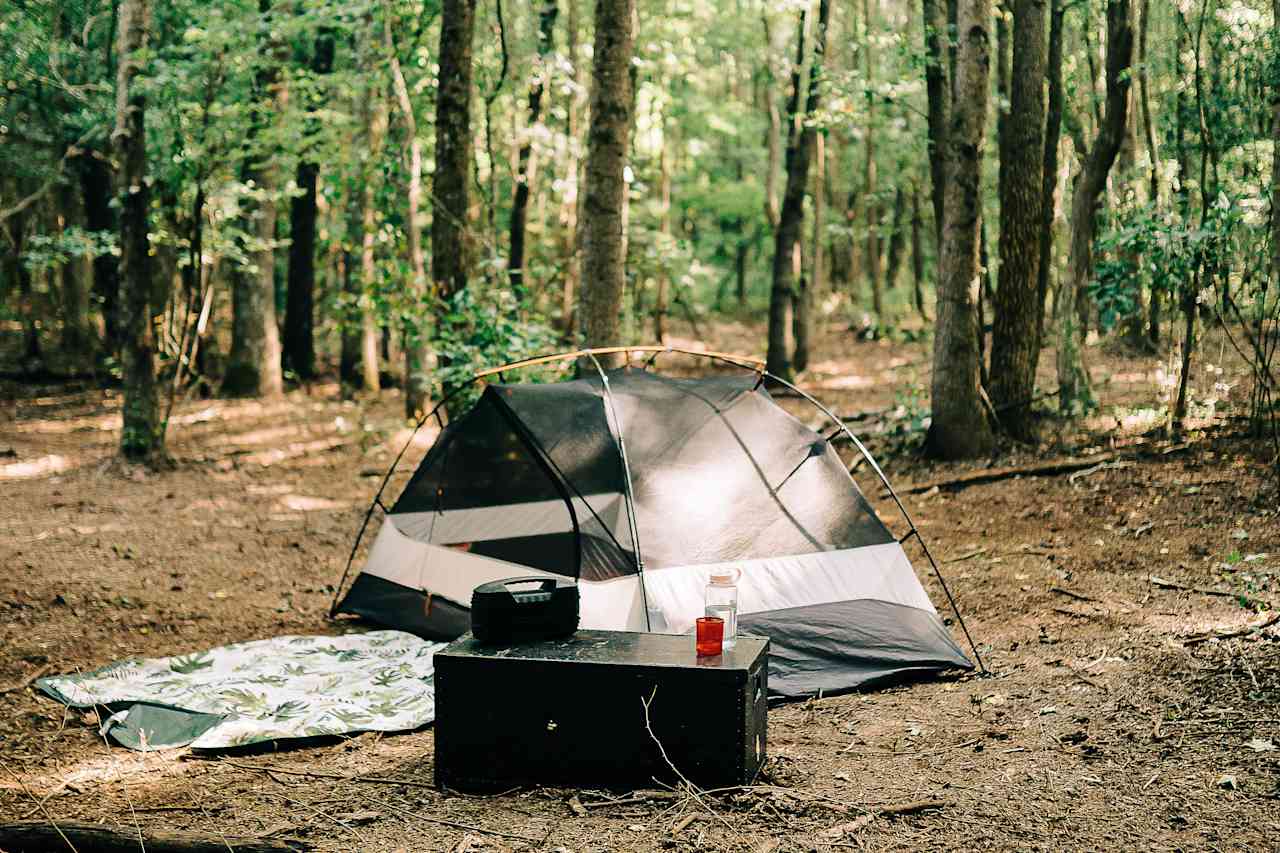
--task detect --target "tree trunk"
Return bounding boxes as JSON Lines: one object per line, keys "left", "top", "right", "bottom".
{"left": 57, "top": 182, "right": 96, "bottom": 369}
{"left": 1035, "top": 0, "right": 1065, "bottom": 350}
{"left": 654, "top": 115, "right": 672, "bottom": 342}
{"left": 926, "top": 0, "right": 995, "bottom": 460}
{"left": 4, "top": 202, "right": 42, "bottom": 371}
{"left": 558, "top": 0, "right": 583, "bottom": 336}
{"left": 1273, "top": 0, "right": 1280, "bottom": 300}
{"left": 883, "top": 185, "right": 907, "bottom": 291}
{"left": 283, "top": 29, "right": 335, "bottom": 381}
{"left": 1055, "top": 0, "right": 1133, "bottom": 415}
{"left": 511, "top": 0, "right": 559, "bottom": 299}
{"left": 1138, "top": 0, "right": 1160, "bottom": 345}
{"left": 114, "top": 0, "right": 164, "bottom": 461}
{"left": 910, "top": 182, "right": 927, "bottom": 319}
{"left": 578, "top": 0, "right": 636, "bottom": 363}
{"left": 863, "top": 0, "right": 882, "bottom": 317}
{"left": 338, "top": 247, "right": 361, "bottom": 386}
{"left": 389, "top": 11, "right": 431, "bottom": 416}
{"left": 989, "top": 0, "right": 1047, "bottom": 440}
{"left": 921, "top": 0, "right": 951, "bottom": 241}
{"left": 766, "top": 0, "right": 830, "bottom": 378}
{"left": 360, "top": 90, "right": 390, "bottom": 395}
{"left": 225, "top": 0, "right": 285, "bottom": 398}
{"left": 78, "top": 153, "right": 121, "bottom": 357}
{"left": 761, "top": 13, "right": 781, "bottom": 230}
{"left": 431, "top": 0, "right": 478, "bottom": 378}
{"left": 794, "top": 130, "right": 825, "bottom": 373}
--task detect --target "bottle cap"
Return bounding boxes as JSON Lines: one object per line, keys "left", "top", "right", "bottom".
{"left": 709, "top": 569, "right": 739, "bottom": 584}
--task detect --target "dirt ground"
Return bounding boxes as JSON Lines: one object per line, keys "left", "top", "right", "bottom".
{"left": 2, "top": 321, "right": 1279, "bottom": 851}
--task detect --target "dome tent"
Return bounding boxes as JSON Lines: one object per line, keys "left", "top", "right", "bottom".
{"left": 331, "top": 347, "right": 979, "bottom": 696}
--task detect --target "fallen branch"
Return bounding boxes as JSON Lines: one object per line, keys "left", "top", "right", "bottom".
{"left": 944, "top": 548, "right": 989, "bottom": 564}
{"left": 1148, "top": 576, "right": 1274, "bottom": 609}
{"left": 640, "top": 688, "right": 742, "bottom": 841}
{"left": 876, "top": 799, "right": 947, "bottom": 817}
{"left": 894, "top": 453, "right": 1116, "bottom": 495}
{"left": 0, "top": 821, "right": 307, "bottom": 853}
{"left": 183, "top": 758, "right": 437, "bottom": 790}
{"left": 1049, "top": 586, "right": 1098, "bottom": 604}
{"left": 1182, "top": 613, "right": 1280, "bottom": 646}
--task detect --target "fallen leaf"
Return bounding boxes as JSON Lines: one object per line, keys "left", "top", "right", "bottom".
{"left": 1244, "top": 738, "right": 1275, "bottom": 753}
{"left": 1216, "top": 774, "right": 1238, "bottom": 790}
{"left": 626, "top": 824, "right": 647, "bottom": 832}
{"left": 1231, "top": 529, "right": 1249, "bottom": 540}
{"left": 1038, "top": 706, "right": 1058, "bottom": 716}
{"left": 567, "top": 795, "right": 587, "bottom": 817}
{"left": 749, "top": 840, "right": 781, "bottom": 853}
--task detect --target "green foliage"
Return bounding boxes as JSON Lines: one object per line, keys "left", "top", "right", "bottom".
{"left": 21, "top": 228, "right": 117, "bottom": 273}
{"left": 428, "top": 287, "right": 559, "bottom": 408}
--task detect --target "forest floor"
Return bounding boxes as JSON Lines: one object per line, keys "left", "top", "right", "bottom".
{"left": 2, "top": 320, "right": 1279, "bottom": 851}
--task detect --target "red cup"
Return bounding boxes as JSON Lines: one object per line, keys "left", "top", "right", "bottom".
{"left": 695, "top": 616, "right": 724, "bottom": 657}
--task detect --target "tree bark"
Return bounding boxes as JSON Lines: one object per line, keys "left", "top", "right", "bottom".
{"left": 114, "top": 0, "right": 164, "bottom": 461}
{"left": 431, "top": 0, "right": 478, "bottom": 376}
{"left": 766, "top": 0, "right": 829, "bottom": 379}
{"left": 921, "top": 0, "right": 951, "bottom": 241}
{"left": 989, "top": 0, "right": 1047, "bottom": 440}
{"left": 225, "top": 0, "right": 285, "bottom": 398}
{"left": 926, "top": 0, "right": 995, "bottom": 459}
{"left": 388, "top": 10, "right": 430, "bottom": 416}
{"left": 1055, "top": 0, "right": 1133, "bottom": 414}
{"left": 511, "top": 0, "right": 559, "bottom": 298}
{"left": 283, "top": 28, "right": 335, "bottom": 381}
{"left": 579, "top": 0, "right": 636, "bottom": 363}
{"left": 1035, "top": 0, "right": 1064, "bottom": 350}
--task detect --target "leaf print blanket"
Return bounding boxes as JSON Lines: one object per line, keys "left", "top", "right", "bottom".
{"left": 37, "top": 631, "right": 447, "bottom": 750}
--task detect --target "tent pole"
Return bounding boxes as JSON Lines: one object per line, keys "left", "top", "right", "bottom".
{"left": 586, "top": 353, "right": 652, "bottom": 631}
{"left": 754, "top": 371, "right": 988, "bottom": 675}
{"left": 328, "top": 378, "right": 481, "bottom": 617}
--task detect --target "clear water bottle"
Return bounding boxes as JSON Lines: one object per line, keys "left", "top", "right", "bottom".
{"left": 705, "top": 569, "right": 740, "bottom": 650}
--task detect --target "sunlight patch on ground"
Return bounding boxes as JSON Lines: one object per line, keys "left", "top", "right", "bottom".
{"left": 813, "top": 374, "right": 875, "bottom": 391}
{"left": 219, "top": 424, "right": 319, "bottom": 448}
{"left": 240, "top": 436, "right": 354, "bottom": 467}
{"left": 0, "top": 453, "right": 74, "bottom": 479}
{"left": 3, "top": 750, "right": 195, "bottom": 797}
{"left": 385, "top": 425, "right": 441, "bottom": 455}
{"left": 277, "top": 494, "right": 349, "bottom": 512}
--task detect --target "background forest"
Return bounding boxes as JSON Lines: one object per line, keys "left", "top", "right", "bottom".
{"left": 2, "top": 0, "right": 1279, "bottom": 466}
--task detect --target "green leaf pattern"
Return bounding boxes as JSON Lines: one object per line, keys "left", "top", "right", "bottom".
{"left": 37, "top": 631, "right": 446, "bottom": 749}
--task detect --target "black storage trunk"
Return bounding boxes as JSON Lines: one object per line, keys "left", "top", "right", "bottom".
{"left": 434, "top": 629, "right": 768, "bottom": 792}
